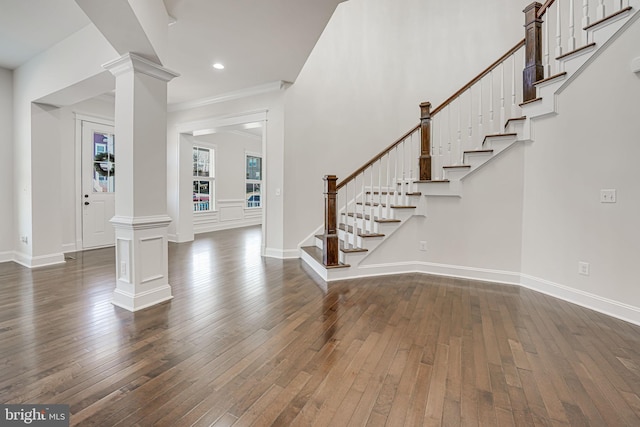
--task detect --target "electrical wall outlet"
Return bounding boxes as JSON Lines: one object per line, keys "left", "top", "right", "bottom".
{"left": 419, "top": 241, "right": 427, "bottom": 251}
{"left": 600, "top": 189, "right": 616, "bottom": 203}
{"left": 20, "top": 235, "right": 28, "bottom": 244}
{"left": 578, "top": 261, "right": 590, "bottom": 276}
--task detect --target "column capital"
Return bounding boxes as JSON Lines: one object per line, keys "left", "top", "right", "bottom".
{"left": 103, "top": 53, "right": 179, "bottom": 82}
{"left": 110, "top": 215, "right": 172, "bottom": 230}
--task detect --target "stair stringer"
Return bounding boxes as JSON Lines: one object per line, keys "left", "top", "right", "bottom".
{"left": 335, "top": 140, "right": 526, "bottom": 283}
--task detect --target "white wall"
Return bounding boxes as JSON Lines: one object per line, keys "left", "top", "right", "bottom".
{"left": 167, "top": 90, "right": 285, "bottom": 256}
{"left": 283, "top": 0, "right": 531, "bottom": 251}
{"left": 361, "top": 143, "right": 525, "bottom": 281}
{"left": 13, "top": 24, "right": 117, "bottom": 266}
{"left": 520, "top": 16, "right": 640, "bottom": 321}
{"left": 191, "top": 131, "right": 263, "bottom": 234}
{"left": 0, "top": 68, "right": 13, "bottom": 261}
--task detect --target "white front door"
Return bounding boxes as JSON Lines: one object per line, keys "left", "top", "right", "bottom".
{"left": 82, "top": 121, "right": 116, "bottom": 249}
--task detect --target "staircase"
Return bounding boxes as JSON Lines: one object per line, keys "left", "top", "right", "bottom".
{"left": 300, "top": 0, "right": 640, "bottom": 282}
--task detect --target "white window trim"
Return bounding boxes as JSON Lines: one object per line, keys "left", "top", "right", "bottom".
{"left": 193, "top": 143, "right": 217, "bottom": 214}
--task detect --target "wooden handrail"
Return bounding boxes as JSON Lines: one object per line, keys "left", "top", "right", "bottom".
{"left": 336, "top": 38, "right": 527, "bottom": 191}
{"left": 336, "top": 124, "right": 420, "bottom": 190}
{"left": 431, "top": 38, "right": 525, "bottom": 117}
{"left": 536, "top": 0, "right": 556, "bottom": 18}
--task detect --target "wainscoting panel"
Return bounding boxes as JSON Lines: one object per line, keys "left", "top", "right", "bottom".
{"left": 194, "top": 199, "right": 262, "bottom": 234}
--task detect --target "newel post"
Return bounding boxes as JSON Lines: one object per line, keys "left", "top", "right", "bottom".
{"left": 419, "top": 102, "right": 432, "bottom": 181}
{"left": 323, "top": 175, "right": 339, "bottom": 267}
{"left": 523, "top": 2, "right": 544, "bottom": 102}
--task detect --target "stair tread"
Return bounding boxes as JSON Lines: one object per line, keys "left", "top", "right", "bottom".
{"left": 535, "top": 72, "right": 567, "bottom": 86}
{"left": 339, "top": 223, "right": 385, "bottom": 238}
{"left": 346, "top": 212, "right": 405, "bottom": 221}
{"left": 301, "top": 246, "right": 350, "bottom": 269}
{"left": 483, "top": 132, "right": 518, "bottom": 145}
{"left": 356, "top": 202, "right": 386, "bottom": 207}
{"left": 443, "top": 164, "right": 471, "bottom": 169}
{"left": 519, "top": 97, "right": 542, "bottom": 107}
{"left": 584, "top": 6, "right": 632, "bottom": 31}
{"left": 341, "top": 247, "right": 368, "bottom": 253}
{"left": 464, "top": 149, "right": 494, "bottom": 154}
{"left": 415, "top": 180, "right": 450, "bottom": 183}
{"left": 556, "top": 42, "right": 596, "bottom": 60}
{"left": 390, "top": 205, "right": 416, "bottom": 209}
{"left": 504, "top": 116, "right": 526, "bottom": 129}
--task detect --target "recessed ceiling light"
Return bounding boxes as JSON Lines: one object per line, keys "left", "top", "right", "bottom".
{"left": 212, "top": 63, "right": 225, "bottom": 70}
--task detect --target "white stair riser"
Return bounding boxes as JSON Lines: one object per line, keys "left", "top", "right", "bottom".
{"left": 464, "top": 152, "right": 493, "bottom": 168}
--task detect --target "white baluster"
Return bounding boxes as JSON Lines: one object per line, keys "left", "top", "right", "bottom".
{"left": 489, "top": 71, "right": 495, "bottom": 134}
{"left": 400, "top": 141, "right": 405, "bottom": 208}
{"left": 582, "top": 0, "right": 590, "bottom": 44}
{"left": 343, "top": 183, "right": 348, "bottom": 249}
{"left": 431, "top": 117, "right": 437, "bottom": 182}
{"left": 568, "top": 0, "right": 576, "bottom": 51}
{"left": 393, "top": 146, "right": 399, "bottom": 207}
{"left": 500, "top": 63, "right": 506, "bottom": 133}
{"left": 477, "top": 79, "right": 483, "bottom": 150}
{"left": 360, "top": 171, "right": 365, "bottom": 237}
{"left": 385, "top": 152, "right": 391, "bottom": 218}
{"left": 439, "top": 117, "right": 445, "bottom": 180}
{"left": 556, "top": 1, "right": 563, "bottom": 60}
{"left": 512, "top": 53, "right": 518, "bottom": 117}
{"left": 544, "top": 8, "right": 551, "bottom": 75}
{"left": 597, "top": 0, "right": 605, "bottom": 20}
{"left": 467, "top": 88, "right": 473, "bottom": 156}
{"left": 369, "top": 165, "right": 374, "bottom": 232}
{"left": 377, "top": 158, "right": 383, "bottom": 219}
{"left": 456, "top": 98, "right": 462, "bottom": 168}
{"left": 617, "top": 0, "right": 624, "bottom": 11}
{"left": 446, "top": 106, "right": 453, "bottom": 166}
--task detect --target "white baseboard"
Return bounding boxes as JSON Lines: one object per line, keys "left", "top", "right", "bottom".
{"left": 327, "top": 260, "right": 521, "bottom": 286}
{"left": 520, "top": 274, "right": 640, "bottom": 327}
{"left": 302, "top": 257, "right": 640, "bottom": 327}
{"left": 0, "top": 251, "right": 14, "bottom": 264}
{"left": 195, "top": 218, "right": 261, "bottom": 234}
{"left": 264, "top": 247, "right": 299, "bottom": 259}
{"left": 13, "top": 251, "right": 66, "bottom": 268}
{"left": 62, "top": 243, "right": 78, "bottom": 253}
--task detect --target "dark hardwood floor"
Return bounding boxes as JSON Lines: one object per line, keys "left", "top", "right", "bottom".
{"left": 2, "top": 225, "right": 640, "bottom": 426}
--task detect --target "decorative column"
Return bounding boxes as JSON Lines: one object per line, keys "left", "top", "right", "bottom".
{"left": 322, "top": 175, "right": 339, "bottom": 267}
{"left": 523, "top": 2, "right": 544, "bottom": 102}
{"left": 103, "top": 53, "right": 179, "bottom": 312}
{"left": 419, "top": 102, "right": 432, "bottom": 181}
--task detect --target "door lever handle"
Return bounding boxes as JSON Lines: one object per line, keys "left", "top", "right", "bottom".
{"left": 84, "top": 202, "right": 90, "bottom": 206}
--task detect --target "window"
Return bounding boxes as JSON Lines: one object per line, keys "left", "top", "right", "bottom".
{"left": 93, "top": 132, "right": 115, "bottom": 193}
{"left": 246, "top": 154, "right": 262, "bottom": 208}
{"left": 193, "top": 146, "right": 215, "bottom": 212}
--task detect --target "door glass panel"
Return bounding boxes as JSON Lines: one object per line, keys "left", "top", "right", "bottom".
{"left": 93, "top": 132, "right": 115, "bottom": 193}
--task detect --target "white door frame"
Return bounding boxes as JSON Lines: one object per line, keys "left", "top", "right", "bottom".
{"left": 74, "top": 113, "right": 115, "bottom": 251}
{"left": 174, "top": 109, "right": 268, "bottom": 255}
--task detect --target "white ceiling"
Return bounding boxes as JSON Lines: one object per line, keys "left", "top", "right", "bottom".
{"left": 0, "top": 0, "right": 345, "bottom": 105}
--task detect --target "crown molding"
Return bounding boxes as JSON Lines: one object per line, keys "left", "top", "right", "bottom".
{"left": 168, "top": 80, "right": 291, "bottom": 113}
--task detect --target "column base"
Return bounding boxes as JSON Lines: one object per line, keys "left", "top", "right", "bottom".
{"left": 110, "top": 215, "right": 173, "bottom": 312}
{"left": 112, "top": 286, "right": 173, "bottom": 312}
